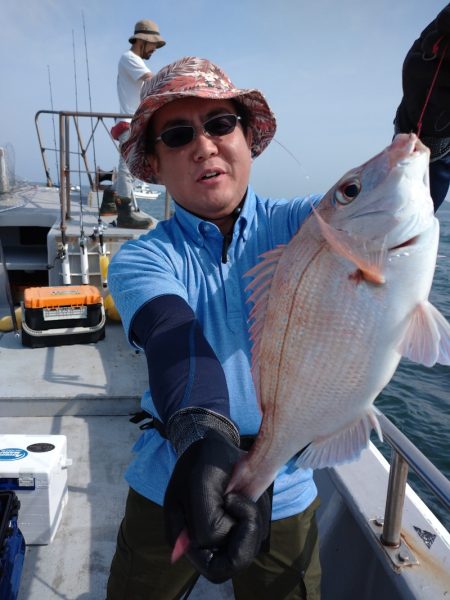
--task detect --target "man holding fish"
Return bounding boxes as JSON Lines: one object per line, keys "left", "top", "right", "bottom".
{"left": 106, "top": 55, "right": 450, "bottom": 599}
{"left": 107, "top": 56, "right": 322, "bottom": 599}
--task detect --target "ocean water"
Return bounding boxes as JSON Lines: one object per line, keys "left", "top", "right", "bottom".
{"left": 140, "top": 196, "right": 450, "bottom": 530}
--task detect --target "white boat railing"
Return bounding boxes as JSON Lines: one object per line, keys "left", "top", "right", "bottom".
{"left": 34, "top": 109, "right": 172, "bottom": 225}
{"left": 377, "top": 412, "right": 449, "bottom": 548}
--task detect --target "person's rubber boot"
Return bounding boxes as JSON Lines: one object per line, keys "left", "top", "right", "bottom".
{"left": 115, "top": 196, "right": 154, "bottom": 229}
{"left": 99, "top": 189, "right": 117, "bottom": 216}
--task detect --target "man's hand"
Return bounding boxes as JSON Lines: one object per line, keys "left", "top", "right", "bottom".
{"left": 164, "top": 430, "right": 271, "bottom": 583}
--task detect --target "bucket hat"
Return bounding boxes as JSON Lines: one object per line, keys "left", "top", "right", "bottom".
{"left": 129, "top": 19, "right": 165, "bottom": 48}
{"left": 122, "top": 56, "right": 277, "bottom": 183}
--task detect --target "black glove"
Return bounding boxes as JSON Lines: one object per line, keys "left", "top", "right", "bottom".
{"left": 164, "top": 416, "right": 271, "bottom": 583}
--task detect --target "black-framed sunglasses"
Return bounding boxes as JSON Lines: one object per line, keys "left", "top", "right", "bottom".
{"left": 154, "top": 113, "right": 242, "bottom": 149}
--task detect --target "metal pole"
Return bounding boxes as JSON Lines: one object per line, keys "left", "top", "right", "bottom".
{"left": 34, "top": 111, "right": 54, "bottom": 187}
{"left": 59, "top": 113, "right": 67, "bottom": 227}
{"left": 65, "top": 115, "right": 71, "bottom": 218}
{"left": 164, "top": 189, "right": 171, "bottom": 220}
{"left": 381, "top": 450, "right": 409, "bottom": 547}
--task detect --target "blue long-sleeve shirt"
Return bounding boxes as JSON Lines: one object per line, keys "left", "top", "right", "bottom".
{"left": 108, "top": 185, "right": 321, "bottom": 519}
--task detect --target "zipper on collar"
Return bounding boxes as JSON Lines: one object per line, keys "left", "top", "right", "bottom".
{"left": 221, "top": 232, "right": 233, "bottom": 264}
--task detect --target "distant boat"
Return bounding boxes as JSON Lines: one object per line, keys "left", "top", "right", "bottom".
{"left": 70, "top": 184, "right": 81, "bottom": 193}
{"left": 133, "top": 181, "right": 160, "bottom": 200}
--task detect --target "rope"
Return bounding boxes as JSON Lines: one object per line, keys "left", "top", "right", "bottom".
{"left": 179, "top": 574, "right": 201, "bottom": 600}
{"left": 417, "top": 38, "right": 449, "bottom": 137}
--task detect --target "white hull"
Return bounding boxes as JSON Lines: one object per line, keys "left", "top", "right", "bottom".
{"left": 133, "top": 190, "right": 160, "bottom": 200}
{"left": 133, "top": 182, "right": 160, "bottom": 201}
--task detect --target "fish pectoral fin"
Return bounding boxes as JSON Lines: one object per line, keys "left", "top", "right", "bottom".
{"left": 312, "top": 205, "right": 386, "bottom": 284}
{"left": 398, "top": 301, "right": 450, "bottom": 367}
{"left": 295, "top": 409, "right": 381, "bottom": 470}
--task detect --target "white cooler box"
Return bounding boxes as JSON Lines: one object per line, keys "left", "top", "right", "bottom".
{"left": 0, "top": 435, "right": 72, "bottom": 544}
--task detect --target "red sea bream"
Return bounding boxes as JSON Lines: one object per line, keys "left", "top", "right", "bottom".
{"left": 227, "top": 133, "right": 450, "bottom": 501}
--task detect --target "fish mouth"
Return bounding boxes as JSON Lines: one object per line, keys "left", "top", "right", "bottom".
{"left": 389, "top": 235, "right": 419, "bottom": 251}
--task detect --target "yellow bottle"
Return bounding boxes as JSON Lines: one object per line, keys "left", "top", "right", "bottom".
{"left": 0, "top": 306, "right": 22, "bottom": 332}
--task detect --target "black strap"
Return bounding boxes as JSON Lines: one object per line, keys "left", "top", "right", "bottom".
{"left": 135, "top": 28, "right": 159, "bottom": 35}
{"left": 129, "top": 410, "right": 167, "bottom": 437}
{"left": 128, "top": 414, "right": 259, "bottom": 451}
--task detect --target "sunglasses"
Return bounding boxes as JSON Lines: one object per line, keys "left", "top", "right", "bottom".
{"left": 154, "top": 113, "right": 242, "bottom": 148}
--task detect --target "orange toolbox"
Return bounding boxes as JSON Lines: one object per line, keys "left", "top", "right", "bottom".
{"left": 21, "top": 285, "right": 105, "bottom": 348}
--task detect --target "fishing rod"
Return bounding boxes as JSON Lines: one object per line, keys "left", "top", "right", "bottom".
{"left": 47, "top": 65, "right": 71, "bottom": 283}
{"left": 72, "top": 29, "right": 89, "bottom": 284}
{"left": 47, "top": 65, "right": 60, "bottom": 187}
{"left": 81, "top": 12, "right": 109, "bottom": 289}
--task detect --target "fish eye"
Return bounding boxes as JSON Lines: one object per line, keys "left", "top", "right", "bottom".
{"left": 334, "top": 179, "right": 361, "bottom": 205}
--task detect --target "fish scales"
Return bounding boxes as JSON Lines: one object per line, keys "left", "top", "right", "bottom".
{"left": 226, "top": 134, "right": 450, "bottom": 501}
{"left": 250, "top": 235, "right": 380, "bottom": 479}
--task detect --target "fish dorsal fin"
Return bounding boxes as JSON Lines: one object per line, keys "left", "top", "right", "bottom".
{"left": 245, "top": 246, "right": 286, "bottom": 408}
{"left": 312, "top": 205, "right": 387, "bottom": 284}
{"left": 295, "top": 409, "right": 382, "bottom": 470}
{"left": 398, "top": 301, "right": 450, "bottom": 367}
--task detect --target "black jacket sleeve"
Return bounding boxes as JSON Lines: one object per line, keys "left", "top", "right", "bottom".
{"left": 394, "top": 4, "right": 450, "bottom": 141}
{"left": 130, "top": 294, "right": 232, "bottom": 424}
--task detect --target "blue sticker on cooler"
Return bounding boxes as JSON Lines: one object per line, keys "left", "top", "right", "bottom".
{"left": 0, "top": 448, "right": 28, "bottom": 460}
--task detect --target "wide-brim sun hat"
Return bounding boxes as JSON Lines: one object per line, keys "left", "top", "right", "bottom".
{"left": 129, "top": 19, "right": 165, "bottom": 48}
{"left": 122, "top": 56, "right": 277, "bottom": 184}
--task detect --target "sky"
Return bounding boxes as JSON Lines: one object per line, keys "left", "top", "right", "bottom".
{"left": 0, "top": 0, "right": 448, "bottom": 199}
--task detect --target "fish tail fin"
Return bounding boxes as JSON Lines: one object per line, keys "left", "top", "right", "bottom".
{"left": 171, "top": 528, "right": 190, "bottom": 563}
{"left": 295, "top": 409, "right": 380, "bottom": 470}
{"left": 398, "top": 301, "right": 450, "bottom": 366}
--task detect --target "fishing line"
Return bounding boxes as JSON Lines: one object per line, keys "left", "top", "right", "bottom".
{"left": 81, "top": 11, "right": 108, "bottom": 287}
{"left": 272, "top": 138, "right": 304, "bottom": 171}
{"left": 270, "top": 137, "right": 314, "bottom": 192}
{"left": 417, "top": 38, "right": 449, "bottom": 138}
{"left": 47, "top": 65, "right": 60, "bottom": 187}
{"left": 81, "top": 11, "right": 101, "bottom": 217}
{"left": 73, "top": 28, "right": 89, "bottom": 284}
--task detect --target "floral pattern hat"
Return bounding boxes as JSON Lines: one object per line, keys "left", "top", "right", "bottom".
{"left": 122, "top": 56, "right": 277, "bottom": 183}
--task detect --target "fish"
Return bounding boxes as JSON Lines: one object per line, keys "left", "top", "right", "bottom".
{"left": 226, "top": 133, "right": 450, "bottom": 502}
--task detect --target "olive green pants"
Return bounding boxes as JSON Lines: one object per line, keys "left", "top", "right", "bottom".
{"left": 106, "top": 488, "right": 321, "bottom": 600}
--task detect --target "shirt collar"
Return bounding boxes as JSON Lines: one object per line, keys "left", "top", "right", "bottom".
{"left": 173, "top": 186, "right": 256, "bottom": 245}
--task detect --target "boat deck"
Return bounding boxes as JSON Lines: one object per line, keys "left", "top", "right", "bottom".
{"left": 0, "top": 325, "right": 233, "bottom": 599}
{"left": 0, "top": 323, "right": 146, "bottom": 417}
{"left": 2, "top": 413, "right": 233, "bottom": 600}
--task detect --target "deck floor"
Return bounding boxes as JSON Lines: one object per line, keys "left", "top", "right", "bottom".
{"left": 1, "top": 415, "right": 233, "bottom": 600}
{"left": 0, "top": 323, "right": 146, "bottom": 417}
{"left": 0, "top": 321, "right": 233, "bottom": 599}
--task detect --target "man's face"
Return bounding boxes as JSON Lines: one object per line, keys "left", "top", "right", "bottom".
{"left": 148, "top": 98, "right": 253, "bottom": 226}
{"left": 141, "top": 41, "right": 157, "bottom": 60}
